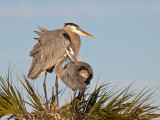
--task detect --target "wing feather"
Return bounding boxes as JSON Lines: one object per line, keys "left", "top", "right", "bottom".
{"left": 28, "top": 27, "right": 70, "bottom": 79}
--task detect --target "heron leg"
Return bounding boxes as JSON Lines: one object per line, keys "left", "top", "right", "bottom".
{"left": 73, "top": 90, "right": 76, "bottom": 111}
{"left": 55, "top": 76, "right": 59, "bottom": 107}
{"left": 43, "top": 71, "right": 48, "bottom": 106}
{"left": 83, "top": 91, "right": 85, "bottom": 112}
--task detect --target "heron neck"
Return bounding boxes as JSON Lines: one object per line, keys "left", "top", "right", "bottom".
{"left": 54, "top": 56, "right": 66, "bottom": 79}
{"left": 63, "top": 28, "right": 81, "bottom": 57}
{"left": 70, "top": 34, "right": 81, "bottom": 57}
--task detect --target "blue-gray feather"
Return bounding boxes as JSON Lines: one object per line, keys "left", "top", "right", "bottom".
{"left": 28, "top": 26, "right": 70, "bottom": 79}
{"left": 61, "top": 62, "right": 93, "bottom": 91}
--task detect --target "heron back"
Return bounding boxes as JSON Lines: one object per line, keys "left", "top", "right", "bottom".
{"left": 28, "top": 26, "right": 71, "bottom": 79}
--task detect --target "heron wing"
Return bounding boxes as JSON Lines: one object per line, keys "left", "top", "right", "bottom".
{"left": 60, "top": 63, "right": 87, "bottom": 91}
{"left": 28, "top": 27, "right": 70, "bottom": 79}
{"left": 61, "top": 64, "right": 78, "bottom": 90}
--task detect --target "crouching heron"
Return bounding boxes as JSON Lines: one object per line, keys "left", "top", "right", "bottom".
{"left": 54, "top": 50, "right": 93, "bottom": 111}
{"left": 28, "top": 23, "right": 95, "bottom": 106}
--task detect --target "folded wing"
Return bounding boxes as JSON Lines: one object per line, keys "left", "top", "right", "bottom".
{"left": 28, "top": 26, "right": 71, "bottom": 79}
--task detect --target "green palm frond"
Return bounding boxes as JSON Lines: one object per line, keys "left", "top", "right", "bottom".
{"left": 19, "top": 75, "right": 44, "bottom": 111}
{"left": 64, "top": 82, "right": 160, "bottom": 120}
{"left": 0, "top": 75, "right": 28, "bottom": 119}
{"left": 0, "top": 68, "right": 160, "bottom": 119}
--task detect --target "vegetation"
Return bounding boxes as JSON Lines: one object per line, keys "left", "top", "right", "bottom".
{"left": 0, "top": 69, "right": 160, "bottom": 120}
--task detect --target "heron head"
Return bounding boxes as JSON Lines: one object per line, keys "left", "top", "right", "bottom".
{"left": 64, "top": 23, "right": 95, "bottom": 39}
{"left": 66, "top": 47, "right": 79, "bottom": 65}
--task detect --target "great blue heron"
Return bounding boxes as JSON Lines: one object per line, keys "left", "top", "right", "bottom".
{"left": 54, "top": 53, "right": 93, "bottom": 111}
{"left": 28, "top": 23, "right": 95, "bottom": 106}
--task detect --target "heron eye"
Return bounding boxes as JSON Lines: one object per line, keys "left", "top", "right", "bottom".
{"left": 76, "top": 27, "right": 80, "bottom": 30}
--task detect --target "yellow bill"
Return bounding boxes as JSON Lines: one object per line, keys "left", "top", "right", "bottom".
{"left": 79, "top": 29, "right": 95, "bottom": 39}
{"left": 66, "top": 47, "right": 79, "bottom": 65}
{"left": 69, "top": 55, "right": 79, "bottom": 65}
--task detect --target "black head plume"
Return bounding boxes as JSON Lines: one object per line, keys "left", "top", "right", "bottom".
{"left": 64, "top": 22, "right": 79, "bottom": 28}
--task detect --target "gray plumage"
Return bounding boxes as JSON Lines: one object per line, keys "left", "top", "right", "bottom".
{"left": 28, "top": 22, "right": 96, "bottom": 80}
{"left": 55, "top": 56, "right": 93, "bottom": 91}
{"left": 28, "top": 28, "right": 71, "bottom": 79}
{"left": 27, "top": 23, "right": 95, "bottom": 106}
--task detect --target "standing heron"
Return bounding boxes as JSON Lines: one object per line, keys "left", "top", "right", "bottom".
{"left": 54, "top": 52, "right": 93, "bottom": 111}
{"left": 28, "top": 23, "right": 95, "bottom": 106}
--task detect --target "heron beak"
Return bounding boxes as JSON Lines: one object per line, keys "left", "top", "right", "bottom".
{"left": 79, "top": 29, "right": 95, "bottom": 39}
{"left": 66, "top": 47, "right": 79, "bottom": 65}
{"left": 70, "top": 55, "right": 79, "bottom": 65}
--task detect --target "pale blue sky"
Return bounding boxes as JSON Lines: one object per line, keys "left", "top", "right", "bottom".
{"left": 0, "top": 0, "right": 160, "bottom": 108}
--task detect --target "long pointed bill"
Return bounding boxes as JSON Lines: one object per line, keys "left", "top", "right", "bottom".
{"left": 69, "top": 55, "right": 79, "bottom": 65}
{"left": 79, "top": 29, "right": 95, "bottom": 39}
{"left": 66, "top": 48, "right": 79, "bottom": 65}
